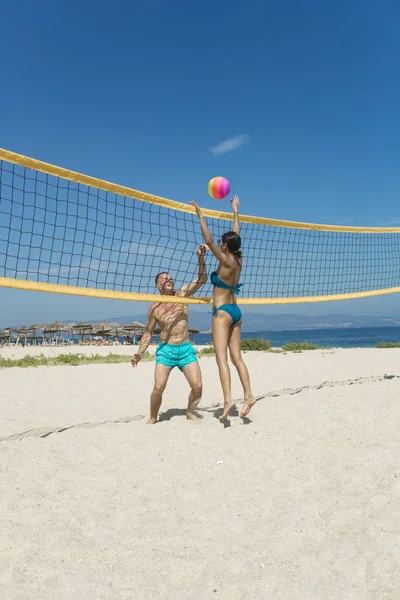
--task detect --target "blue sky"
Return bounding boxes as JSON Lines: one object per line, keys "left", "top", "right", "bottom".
{"left": 1, "top": 0, "right": 400, "bottom": 326}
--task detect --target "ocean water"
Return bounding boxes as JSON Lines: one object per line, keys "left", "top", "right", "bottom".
{"left": 191, "top": 326, "right": 400, "bottom": 348}
{"left": 9, "top": 326, "right": 400, "bottom": 349}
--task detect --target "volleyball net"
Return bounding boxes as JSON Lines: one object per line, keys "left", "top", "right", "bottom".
{"left": 1, "top": 147, "right": 400, "bottom": 305}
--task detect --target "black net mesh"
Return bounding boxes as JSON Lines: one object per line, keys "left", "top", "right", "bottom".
{"left": 1, "top": 158, "right": 400, "bottom": 300}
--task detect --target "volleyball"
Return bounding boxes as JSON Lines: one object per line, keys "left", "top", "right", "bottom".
{"left": 208, "top": 176, "right": 230, "bottom": 200}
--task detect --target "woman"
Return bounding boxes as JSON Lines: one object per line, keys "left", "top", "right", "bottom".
{"left": 190, "top": 196, "right": 256, "bottom": 420}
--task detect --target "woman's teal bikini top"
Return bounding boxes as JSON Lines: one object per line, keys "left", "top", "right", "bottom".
{"left": 210, "top": 271, "right": 242, "bottom": 295}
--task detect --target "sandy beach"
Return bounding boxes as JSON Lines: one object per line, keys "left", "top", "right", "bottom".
{"left": 0, "top": 343, "right": 207, "bottom": 360}
{"left": 1, "top": 347, "right": 400, "bottom": 599}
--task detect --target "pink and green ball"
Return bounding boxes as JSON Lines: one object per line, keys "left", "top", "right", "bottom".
{"left": 208, "top": 177, "right": 230, "bottom": 200}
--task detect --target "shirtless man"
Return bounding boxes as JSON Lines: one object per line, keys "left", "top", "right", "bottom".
{"left": 131, "top": 245, "right": 207, "bottom": 424}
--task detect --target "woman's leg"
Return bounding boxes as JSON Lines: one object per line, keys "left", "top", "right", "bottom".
{"left": 212, "top": 310, "right": 235, "bottom": 420}
{"left": 228, "top": 323, "right": 256, "bottom": 417}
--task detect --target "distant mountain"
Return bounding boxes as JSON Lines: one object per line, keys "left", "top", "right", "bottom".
{"left": 104, "top": 311, "right": 400, "bottom": 332}
{"left": 6, "top": 312, "right": 400, "bottom": 333}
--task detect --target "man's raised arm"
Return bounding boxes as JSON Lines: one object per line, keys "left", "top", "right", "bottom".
{"left": 178, "top": 245, "right": 208, "bottom": 297}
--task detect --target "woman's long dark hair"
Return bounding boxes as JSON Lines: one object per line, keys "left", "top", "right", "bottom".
{"left": 221, "top": 231, "right": 242, "bottom": 259}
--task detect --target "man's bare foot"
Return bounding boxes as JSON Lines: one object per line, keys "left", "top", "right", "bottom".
{"left": 186, "top": 411, "right": 200, "bottom": 422}
{"left": 219, "top": 401, "right": 235, "bottom": 421}
{"left": 240, "top": 396, "right": 256, "bottom": 418}
{"left": 187, "top": 393, "right": 201, "bottom": 421}
{"left": 146, "top": 417, "right": 157, "bottom": 424}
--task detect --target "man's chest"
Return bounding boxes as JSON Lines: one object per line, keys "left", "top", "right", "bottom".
{"left": 154, "top": 304, "right": 187, "bottom": 325}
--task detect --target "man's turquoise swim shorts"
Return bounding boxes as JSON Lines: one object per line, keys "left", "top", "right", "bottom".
{"left": 155, "top": 341, "right": 197, "bottom": 370}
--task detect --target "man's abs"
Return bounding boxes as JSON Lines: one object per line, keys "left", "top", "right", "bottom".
{"left": 154, "top": 304, "right": 189, "bottom": 345}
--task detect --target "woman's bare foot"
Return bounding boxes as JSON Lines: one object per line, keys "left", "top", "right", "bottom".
{"left": 186, "top": 411, "right": 200, "bottom": 422}
{"left": 240, "top": 396, "right": 256, "bottom": 418}
{"left": 146, "top": 417, "right": 157, "bottom": 424}
{"left": 219, "top": 400, "right": 235, "bottom": 421}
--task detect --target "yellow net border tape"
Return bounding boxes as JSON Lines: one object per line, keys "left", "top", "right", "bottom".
{"left": 2, "top": 277, "right": 400, "bottom": 304}
{"left": 2, "top": 147, "right": 400, "bottom": 233}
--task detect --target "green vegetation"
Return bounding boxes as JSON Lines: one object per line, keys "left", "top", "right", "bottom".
{"left": 0, "top": 337, "right": 331, "bottom": 368}
{"left": 240, "top": 338, "right": 272, "bottom": 351}
{"left": 376, "top": 341, "right": 400, "bottom": 348}
{"left": 281, "top": 341, "right": 318, "bottom": 352}
{"left": 198, "top": 338, "right": 321, "bottom": 355}
{"left": 197, "top": 346, "right": 216, "bottom": 356}
{"left": 0, "top": 352, "right": 154, "bottom": 369}
{"left": 197, "top": 338, "right": 272, "bottom": 357}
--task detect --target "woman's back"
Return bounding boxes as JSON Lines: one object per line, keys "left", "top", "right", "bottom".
{"left": 212, "top": 255, "right": 242, "bottom": 304}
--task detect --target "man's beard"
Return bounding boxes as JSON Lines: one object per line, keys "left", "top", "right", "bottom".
{"left": 162, "top": 287, "right": 175, "bottom": 296}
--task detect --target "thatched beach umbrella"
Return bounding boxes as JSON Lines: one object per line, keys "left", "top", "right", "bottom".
{"left": 24, "top": 324, "right": 47, "bottom": 344}
{"left": 14, "top": 325, "right": 36, "bottom": 345}
{"left": 26, "top": 323, "right": 46, "bottom": 331}
{"left": 74, "top": 322, "right": 93, "bottom": 333}
{"left": 74, "top": 322, "right": 93, "bottom": 341}
{"left": 14, "top": 326, "right": 29, "bottom": 334}
{"left": 92, "top": 321, "right": 114, "bottom": 336}
{"left": 60, "top": 323, "right": 76, "bottom": 343}
{"left": 25, "top": 324, "right": 46, "bottom": 341}
{"left": 124, "top": 321, "right": 146, "bottom": 336}
{"left": 108, "top": 322, "right": 127, "bottom": 333}
{"left": 1, "top": 326, "right": 14, "bottom": 343}
{"left": 104, "top": 323, "right": 130, "bottom": 338}
{"left": 188, "top": 328, "right": 200, "bottom": 342}
{"left": 42, "top": 321, "right": 68, "bottom": 345}
{"left": 125, "top": 320, "right": 145, "bottom": 328}
{"left": 106, "top": 326, "right": 129, "bottom": 338}
{"left": 43, "top": 321, "right": 68, "bottom": 333}
{"left": 74, "top": 321, "right": 93, "bottom": 330}
{"left": 0, "top": 329, "right": 11, "bottom": 344}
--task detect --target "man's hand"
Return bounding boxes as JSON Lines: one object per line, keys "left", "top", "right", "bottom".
{"left": 190, "top": 200, "right": 203, "bottom": 218}
{"left": 196, "top": 244, "right": 207, "bottom": 258}
{"left": 230, "top": 195, "right": 240, "bottom": 214}
{"left": 131, "top": 353, "right": 142, "bottom": 368}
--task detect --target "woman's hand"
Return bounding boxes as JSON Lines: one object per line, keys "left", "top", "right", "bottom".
{"left": 230, "top": 195, "right": 240, "bottom": 214}
{"left": 190, "top": 200, "right": 203, "bottom": 219}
